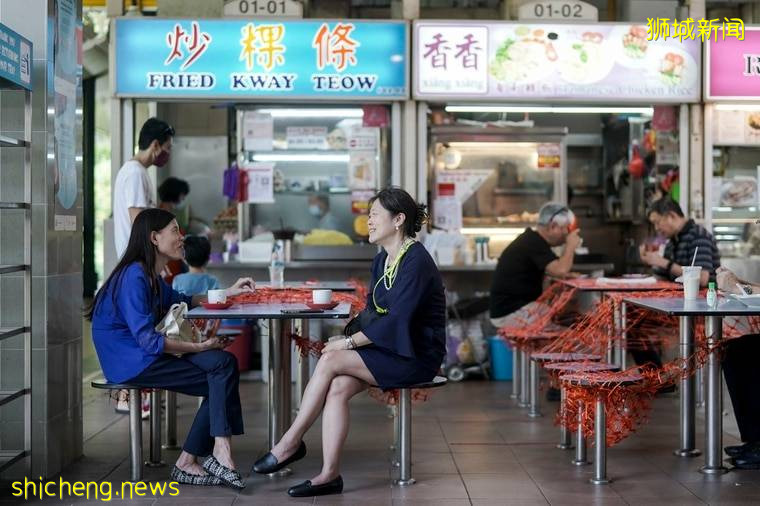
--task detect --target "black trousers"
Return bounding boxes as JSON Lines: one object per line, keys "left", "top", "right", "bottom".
{"left": 722, "top": 334, "right": 760, "bottom": 443}
{"left": 127, "top": 350, "right": 244, "bottom": 456}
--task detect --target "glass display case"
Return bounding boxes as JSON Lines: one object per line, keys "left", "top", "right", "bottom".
{"left": 428, "top": 126, "right": 568, "bottom": 229}
{"left": 707, "top": 106, "right": 760, "bottom": 259}
{"left": 235, "top": 105, "right": 391, "bottom": 240}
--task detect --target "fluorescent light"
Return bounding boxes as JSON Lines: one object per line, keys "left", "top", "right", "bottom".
{"left": 445, "top": 105, "right": 654, "bottom": 115}
{"left": 460, "top": 227, "right": 525, "bottom": 237}
{"left": 252, "top": 153, "right": 349, "bottom": 162}
{"left": 255, "top": 108, "right": 364, "bottom": 118}
{"left": 715, "top": 104, "right": 760, "bottom": 111}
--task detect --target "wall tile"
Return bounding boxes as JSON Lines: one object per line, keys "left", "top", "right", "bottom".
{"left": 0, "top": 348, "right": 24, "bottom": 393}
{"left": 0, "top": 275, "right": 25, "bottom": 328}
{"left": 45, "top": 343, "right": 66, "bottom": 419}
{"left": 31, "top": 275, "right": 47, "bottom": 349}
{"left": 1, "top": 209, "right": 26, "bottom": 265}
{"left": 31, "top": 131, "right": 48, "bottom": 204}
{"left": 31, "top": 348, "right": 46, "bottom": 421}
{"left": 0, "top": 144, "right": 24, "bottom": 202}
{"left": 31, "top": 204, "right": 47, "bottom": 276}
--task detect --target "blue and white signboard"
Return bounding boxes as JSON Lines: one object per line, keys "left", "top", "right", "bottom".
{"left": 114, "top": 18, "right": 408, "bottom": 100}
{"left": 0, "top": 23, "right": 32, "bottom": 90}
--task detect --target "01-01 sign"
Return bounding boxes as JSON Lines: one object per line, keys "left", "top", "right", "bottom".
{"left": 224, "top": 0, "right": 303, "bottom": 17}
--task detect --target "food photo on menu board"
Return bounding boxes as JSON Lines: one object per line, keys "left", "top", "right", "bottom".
{"left": 484, "top": 24, "right": 699, "bottom": 100}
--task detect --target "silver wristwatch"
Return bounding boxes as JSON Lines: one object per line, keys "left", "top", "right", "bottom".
{"left": 742, "top": 284, "right": 754, "bottom": 295}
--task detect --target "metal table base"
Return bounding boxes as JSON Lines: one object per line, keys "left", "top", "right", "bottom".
{"left": 700, "top": 315, "right": 727, "bottom": 474}
{"left": 675, "top": 315, "right": 701, "bottom": 458}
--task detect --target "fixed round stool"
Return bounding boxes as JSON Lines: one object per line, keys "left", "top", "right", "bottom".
{"left": 526, "top": 352, "right": 602, "bottom": 418}
{"left": 389, "top": 376, "right": 447, "bottom": 486}
{"left": 544, "top": 362, "right": 620, "bottom": 458}
{"left": 92, "top": 381, "right": 155, "bottom": 482}
{"left": 559, "top": 371, "right": 645, "bottom": 484}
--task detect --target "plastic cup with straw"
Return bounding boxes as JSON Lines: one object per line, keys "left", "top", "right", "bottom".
{"left": 682, "top": 246, "right": 701, "bottom": 300}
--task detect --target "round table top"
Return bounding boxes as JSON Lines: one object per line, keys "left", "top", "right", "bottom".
{"left": 544, "top": 361, "right": 620, "bottom": 373}
{"left": 531, "top": 352, "right": 602, "bottom": 362}
{"left": 560, "top": 371, "right": 644, "bottom": 387}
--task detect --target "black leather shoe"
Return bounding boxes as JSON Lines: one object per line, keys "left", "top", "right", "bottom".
{"left": 287, "top": 475, "right": 343, "bottom": 497}
{"left": 732, "top": 456, "right": 760, "bottom": 470}
{"left": 726, "top": 443, "right": 751, "bottom": 457}
{"left": 252, "top": 441, "right": 306, "bottom": 474}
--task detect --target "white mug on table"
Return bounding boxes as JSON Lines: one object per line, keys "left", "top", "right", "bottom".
{"left": 208, "top": 289, "right": 227, "bottom": 304}
{"left": 312, "top": 289, "right": 333, "bottom": 305}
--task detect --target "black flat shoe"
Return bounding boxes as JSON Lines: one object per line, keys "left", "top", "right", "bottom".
{"left": 732, "top": 456, "right": 760, "bottom": 470}
{"left": 252, "top": 441, "right": 306, "bottom": 474}
{"left": 287, "top": 475, "right": 343, "bottom": 497}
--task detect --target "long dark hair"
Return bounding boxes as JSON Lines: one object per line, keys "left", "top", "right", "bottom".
{"left": 369, "top": 187, "right": 428, "bottom": 238}
{"left": 85, "top": 208, "right": 176, "bottom": 320}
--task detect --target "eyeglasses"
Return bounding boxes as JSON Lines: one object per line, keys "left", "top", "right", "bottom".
{"left": 546, "top": 206, "right": 570, "bottom": 225}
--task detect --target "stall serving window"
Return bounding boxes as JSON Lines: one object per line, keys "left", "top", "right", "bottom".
{"left": 235, "top": 106, "right": 390, "bottom": 240}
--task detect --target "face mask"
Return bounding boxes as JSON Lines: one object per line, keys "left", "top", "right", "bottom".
{"left": 154, "top": 148, "right": 170, "bottom": 167}
{"left": 308, "top": 205, "right": 322, "bottom": 217}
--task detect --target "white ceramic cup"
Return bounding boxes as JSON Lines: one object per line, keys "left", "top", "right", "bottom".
{"left": 682, "top": 266, "right": 702, "bottom": 301}
{"left": 312, "top": 289, "right": 333, "bottom": 305}
{"left": 208, "top": 289, "right": 227, "bottom": 304}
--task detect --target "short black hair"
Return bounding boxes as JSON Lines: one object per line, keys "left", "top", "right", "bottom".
{"left": 138, "top": 117, "right": 174, "bottom": 150}
{"left": 183, "top": 236, "right": 211, "bottom": 268}
{"left": 158, "top": 177, "right": 190, "bottom": 204}
{"left": 369, "top": 187, "right": 428, "bottom": 238}
{"left": 648, "top": 196, "right": 684, "bottom": 218}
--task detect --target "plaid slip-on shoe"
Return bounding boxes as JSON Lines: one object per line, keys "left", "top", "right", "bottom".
{"left": 169, "top": 465, "right": 223, "bottom": 486}
{"left": 202, "top": 455, "right": 246, "bottom": 490}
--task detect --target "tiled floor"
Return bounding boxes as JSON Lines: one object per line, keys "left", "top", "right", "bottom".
{"left": 6, "top": 378, "right": 760, "bottom": 505}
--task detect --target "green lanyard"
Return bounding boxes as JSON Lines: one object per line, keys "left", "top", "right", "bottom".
{"left": 372, "top": 239, "right": 415, "bottom": 314}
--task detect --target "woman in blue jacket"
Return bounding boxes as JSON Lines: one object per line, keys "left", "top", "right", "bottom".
{"left": 252, "top": 187, "right": 446, "bottom": 497}
{"left": 87, "top": 209, "right": 254, "bottom": 489}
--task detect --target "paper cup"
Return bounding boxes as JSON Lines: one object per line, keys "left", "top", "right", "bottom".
{"left": 682, "top": 266, "right": 702, "bottom": 301}
{"left": 312, "top": 289, "right": 333, "bottom": 305}
{"left": 208, "top": 289, "right": 227, "bottom": 304}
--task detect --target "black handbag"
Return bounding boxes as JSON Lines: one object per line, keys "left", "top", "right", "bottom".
{"left": 344, "top": 308, "right": 382, "bottom": 337}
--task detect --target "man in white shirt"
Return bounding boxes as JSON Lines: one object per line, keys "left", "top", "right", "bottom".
{"left": 113, "top": 117, "right": 175, "bottom": 258}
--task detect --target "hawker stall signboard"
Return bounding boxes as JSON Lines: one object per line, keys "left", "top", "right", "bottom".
{"left": 115, "top": 18, "right": 408, "bottom": 99}
{"left": 0, "top": 22, "right": 32, "bottom": 90}
{"left": 706, "top": 26, "right": 760, "bottom": 101}
{"left": 414, "top": 21, "right": 700, "bottom": 103}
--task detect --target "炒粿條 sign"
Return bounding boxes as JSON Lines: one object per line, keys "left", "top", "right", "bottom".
{"left": 114, "top": 18, "right": 408, "bottom": 100}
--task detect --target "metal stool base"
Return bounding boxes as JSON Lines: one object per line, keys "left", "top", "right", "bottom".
{"left": 571, "top": 459, "right": 590, "bottom": 466}
{"left": 557, "top": 443, "right": 574, "bottom": 450}
{"left": 528, "top": 412, "right": 543, "bottom": 418}
{"left": 699, "top": 466, "right": 728, "bottom": 475}
{"left": 395, "top": 478, "right": 416, "bottom": 486}
{"left": 590, "top": 477, "right": 611, "bottom": 485}
{"left": 162, "top": 444, "right": 181, "bottom": 450}
{"left": 674, "top": 448, "right": 701, "bottom": 458}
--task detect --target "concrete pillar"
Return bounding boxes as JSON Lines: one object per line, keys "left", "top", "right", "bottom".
{"left": 0, "top": 0, "right": 84, "bottom": 479}
{"left": 688, "top": 0, "right": 705, "bottom": 220}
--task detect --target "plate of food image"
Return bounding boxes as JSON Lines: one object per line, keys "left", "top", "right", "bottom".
{"left": 488, "top": 26, "right": 557, "bottom": 84}
{"left": 557, "top": 31, "right": 615, "bottom": 84}
{"left": 649, "top": 45, "right": 698, "bottom": 89}
{"left": 611, "top": 25, "right": 650, "bottom": 68}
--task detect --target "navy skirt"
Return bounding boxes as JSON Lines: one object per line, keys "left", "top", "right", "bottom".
{"left": 356, "top": 344, "right": 437, "bottom": 390}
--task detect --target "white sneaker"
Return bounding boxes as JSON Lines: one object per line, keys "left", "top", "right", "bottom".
{"left": 141, "top": 392, "right": 150, "bottom": 420}
{"left": 115, "top": 398, "right": 129, "bottom": 414}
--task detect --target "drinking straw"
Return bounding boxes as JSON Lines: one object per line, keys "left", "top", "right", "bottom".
{"left": 691, "top": 246, "right": 699, "bottom": 267}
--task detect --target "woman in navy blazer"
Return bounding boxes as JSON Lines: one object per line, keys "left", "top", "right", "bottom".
{"left": 88, "top": 209, "right": 254, "bottom": 489}
{"left": 253, "top": 188, "right": 446, "bottom": 497}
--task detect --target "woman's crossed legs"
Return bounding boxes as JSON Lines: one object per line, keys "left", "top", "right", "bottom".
{"left": 270, "top": 350, "right": 377, "bottom": 484}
